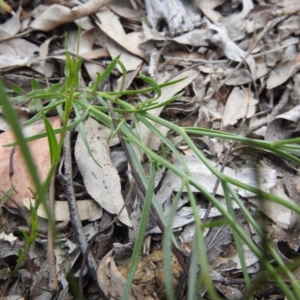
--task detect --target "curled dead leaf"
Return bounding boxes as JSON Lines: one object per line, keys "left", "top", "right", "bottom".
{"left": 265, "top": 105, "right": 300, "bottom": 141}
{"left": 0, "top": 116, "right": 61, "bottom": 209}
{"left": 97, "top": 249, "right": 182, "bottom": 300}
{"left": 30, "top": 0, "right": 112, "bottom": 31}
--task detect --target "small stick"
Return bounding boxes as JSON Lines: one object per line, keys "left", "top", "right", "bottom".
{"left": 9, "top": 147, "right": 15, "bottom": 177}
{"left": 57, "top": 130, "right": 106, "bottom": 299}
{"left": 47, "top": 170, "right": 59, "bottom": 292}
{"left": 9, "top": 147, "right": 17, "bottom": 193}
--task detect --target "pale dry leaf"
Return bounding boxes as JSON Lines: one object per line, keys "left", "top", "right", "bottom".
{"left": 79, "top": 48, "right": 109, "bottom": 60}
{"left": 278, "top": 16, "right": 300, "bottom": 38}
{"left": 291, "top": 73, "right": 300, "bottom": 101}
{"left": 213, "top": 242, "right": 259, "bottom": 272}
{"left": 68, "top": 28, "right": 102, "bottom": 80}
{"left": 115, "top": 67, "right": 142, "bottom": 92}
{"left": 109, "top": 0, "right": 141, "bottom": 19}
{"left": 105, "top": 35, "right": 142, "bottom": 72}
{"left": 268, "top": 222, "right": 300, "bottom": 255}
{"left": 0, "top": 38, "right": 53, "bottom": 75}
{"left": 267, "top": 53, "right": 300, "bottom": 89}
{"left": 208, "top": 23, "right": 256, "bottom": 78}
{"left": 265, "top": 105, "right": 300, "bottom": 141}
{"left": 23, "top": 199, "right": 103, "bottom": 221}
{"left": 0, "top": 232, "right": 18, "bottom": 245}
{"left": 148, "top": 199, "right": 237, "bottom": 234}
{"left": 0, "top": 38, "right": 37, "bottom": 71}
{"left": 250, "top": 183, "right": 296, "bottom": 229}
{"left": 198, "top": 0, "right": 226, "bottom": 23}
{"left": 0, "top": 5, "right": 21, "bottom": 37}
{"left": 74, "top": 15, "right": 95, "bottom": 30}
{"left": 75, "top": 28, "right": 96, "bottom": 54}
{"left": 39, "top": 34, "right": 61, "bottom": 72}
{"left": 276, "top": 0, "right": 300, "bottom": 15}
{"left": 172, "top": 29, "right": 212, "bottom": 47}
{"left": 225, "top": 0, "right": 254, "bottom": 23}
{"left": 30, "top": 0, "right": 112, "bottom": 31}
{"left": 0, "top": 38, "right": 38, "bottom": 57}
{"left": 0, "top": 116, "right": 61, "bottom": 208}
{"left": 74, "top": 117, "right": 131, "bottom": 227}
{"left": 96, "top": 7, "right": 145, "bottom": 58}
{"left": 224, "top": 63, "right": 268, "bottom": 86}
{"left": 161, "top": 155, "right": 235, "bottom": 196}
{"left": 144, "top": 0, "right": 195, "bottom": 36}
{"left": 3, "top": 295, "right": 25, "bottom": 300}
{"left": 223, "top": 87, "right": 258, "bottom": 126}
{"left": 97, "top": 250, "right": 156, "bottom": 300}
{"left": 0, "top": 55, "right": 31, "bottom": 70}
{"left": 210, "top": 213, "right": 259, "bottom": 273}
{"left": 180, "top": 223, "right": 196, "bottom": 246}
{"left": 236, "top": 168, "right": 277, "bottom": 197}
{"left": 162, "top": 155, "right": 277, "bottom": 197}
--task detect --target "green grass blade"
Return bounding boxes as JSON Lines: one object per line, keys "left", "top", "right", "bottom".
{"left": 163, "top": 180, "right": 186, "bottom": 300}
{"left": 9, "top": 83, "right": 25, "bottom": 95}
{"left": 4, "top": 109, "right": 89, "bottom": 147}
{"left": 42, "top": 114, "right": 60, "bottom": 164}
{"left": 31, "top": 78, "right": 39, "bottom": 90}
{"left": 222, "top": 181, "right": 252, "bottom": 295}
{"left": 121, "top": 163, "right": 156, "bottom": 300}
{"left": 91, "top": 55, "right": 120, "bottom": 92}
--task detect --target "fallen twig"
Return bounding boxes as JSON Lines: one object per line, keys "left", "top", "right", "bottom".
{"left": 57, "top": 130, "right": 106, "bottom": 299}
{"left": 47, "top": 171, "right": 59, "bottom": 292}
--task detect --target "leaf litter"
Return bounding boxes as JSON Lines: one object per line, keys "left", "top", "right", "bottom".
{"left": 0, "top": 0, "right": 300, "bottom": 299}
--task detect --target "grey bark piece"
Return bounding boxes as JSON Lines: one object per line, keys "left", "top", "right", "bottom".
{"left": 144, "top": 0, "right": 199, "bottom": 36}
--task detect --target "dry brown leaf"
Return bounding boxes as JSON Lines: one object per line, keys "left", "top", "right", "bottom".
{"left": 39, "top": 34, "right": 61, "bottom": 74}
{"left": 0, "top": 38, "right": 38, "bottom": 71}
{"left": 23, "top": 198, "right": 103, "bottom": 221}
{"left": 250, "top": 183, "right": 296, "bottom": 230}
{"left": 98, "top": 250, "right": 155, "bottom": 300}
{"left": 267, "top": 53, "right": 300, "bottom": 89}
{"left": 198, "top": 0, "right": 225, "bottom": 23}
{"left": 207, "top": 23, "right": 256, "bottom": 78}
{"left": 265, "top": 105, "right": 300, "bottom": 141}
{"left": 98, "top": 249, "right": 182, "bottom": 300}
{"left": 0, "top": 5, "right": 21, "bottom": 37}
{"left": 109, "top": 0, "right": 141, "bottom": 19}
{"left": 74, "top": 117, "right": 132, "bottom": 227}
{"left": 223, "top": 87, "right": 258, "bottom": 126}
{"left": 0, "top": 116, "right": 61, "bottom": 208}
{"left": 0, "top": 38, "right": 53, "bottom": 75}
{"left": 96, "top": 7, "right": 145, "bottom": 59}
{"left": 144, "top": 0, "right": 196, "bottom": 36}
{"left": 30, "top": 0, "right": 112, "bottom": 31}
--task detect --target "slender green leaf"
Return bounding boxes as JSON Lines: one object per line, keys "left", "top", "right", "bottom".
{"left": 42, "top": 114, "right": 60, "bottom": 164}
{"left": 9, "top": 83, "right": 25, "bottom": 95}
{"left": 31, "top": 78, "right": 39, "bottom": 90}
{"left": 163, "top": 181, "right": 185, "bottom": 300}
{"left": 121, "top": 163, "right": 156, "bottom": 300}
